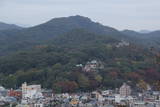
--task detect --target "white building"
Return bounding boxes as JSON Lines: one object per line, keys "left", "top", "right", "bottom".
{"left": 119, "top": 83, "right": 131, "bottom": 97}
{"left": 22, "top": 82, "right": 43, "bottom": 99}
{"left": 0, "top": 86, "right": 5, "bottom": 91}
{"left": 83, "top": 60, "right": 104, "bottom": 72}
{"left": 116, "top": 40, "right": 130, "bottom": 48}
{"left": 34, "top": 103, "right": 44, "bottom": 107}
{"left": 133, "top": 101, "right": 146, "bottom": 107}
{"left": 101, "top": 90, "right": 112, "bottom": 96}
{"left": 0, "top": 86, "right": 7, "bottom": 97}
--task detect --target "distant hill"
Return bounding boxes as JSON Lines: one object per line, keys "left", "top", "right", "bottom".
{"left": 0, "top": 15, "right": 127, "bottom": 56}
{"left": 0, "top": 16, "right": 159, "bottom": 55}
{"left": 122, "top": 30, "right": 160, "bottom": 50}
{"left": 17, "top": 15, "right": 126, "bottom": 40}
{"left": 139, "top": 30, "right": 151, "bottom": 34}
{"left": 0, "top": 22, "right": 22, "bottom": 30}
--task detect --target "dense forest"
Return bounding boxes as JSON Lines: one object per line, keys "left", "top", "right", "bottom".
{"left": 0, "top": 16, "right": 160, "bottom": 93}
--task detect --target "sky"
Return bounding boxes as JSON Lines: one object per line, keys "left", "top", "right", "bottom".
{"left": 0, "top": 0, "right": 160, "bottom": 30}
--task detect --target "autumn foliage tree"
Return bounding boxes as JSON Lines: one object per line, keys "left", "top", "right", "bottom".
{"left": 137, "top": 80, "right": 148, "bottom": 91}
{"left": 54, "top": 81, "right": 78, "bottom": 93}
{"left": 153, "top": 81, "right": 160, "bottom": 91}
{"left": 127, "top": 72, "right": 141, "bottom": 82}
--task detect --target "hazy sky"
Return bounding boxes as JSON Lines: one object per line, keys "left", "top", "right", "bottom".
{"left": 0, "top": 0, "right": 160, "bottom": 30}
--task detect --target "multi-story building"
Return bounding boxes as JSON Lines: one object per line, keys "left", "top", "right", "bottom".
{"left": 119, "top": 83, "right": 131, "bottom": 97}
{"left": 22, "top": 82, "right": 43, "bottom": 99}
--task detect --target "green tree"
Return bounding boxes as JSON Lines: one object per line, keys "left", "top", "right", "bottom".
{"left": 77, "top": 73, "right": 90, "bottom": 90}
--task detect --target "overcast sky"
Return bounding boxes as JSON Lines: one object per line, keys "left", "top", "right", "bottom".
{"left": 0, "top": 0, "right": 160, "bottom": 30}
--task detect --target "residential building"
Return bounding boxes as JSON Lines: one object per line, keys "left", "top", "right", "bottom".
{"left": 22, "top": 82, "right": 43, "bottom": 99}
{"left": 83, "top": 60, "right": 104, "bottom": 72}
{"left": 119, "top": 83, "right": 131, "bottom": 97}
{"left": 8, "top": 89, "right": 22, "bottom": 98}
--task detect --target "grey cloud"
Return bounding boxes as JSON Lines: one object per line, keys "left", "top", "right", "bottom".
{"left": 0, "top": 0, "right": 160, "bottom": 30}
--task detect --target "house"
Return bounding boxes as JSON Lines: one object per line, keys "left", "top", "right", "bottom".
{"left": 70, "top": 99, "right": 79, "bottom": 106}
{"left": 83, "top": 60, "right": 104, "bottom": 72}
{"left": 16, "top": 104, "right": 30, "bottom": 107}
{"left": 91, "top": 91, "right": 104, "bottom": 102}
{"left": 34, "top": 103, "right": 44, "bottom": 107}
{"left": 0, "top": 86, "right": 7, "bottom": 97}
{"left": 101, "top": 90, "right": 113, "bottom": 97}
{"left": 133, "top": 101, "right": 146, "bottom": 107}
{"left": 116, "top": 40, "right": 130, "bottom": 48}
{"left": 8, "top": 89, "right": 22, "bottom": 98}
{"left": 0, "top": 86, "right": 5, "bottom": 91}
{"left": 4, "top": 96, "right": 17, "bottom": 103}
{"left": 76, "top": 64, "right": 83, "bottom": 67}
{"left": 41, "top": 89, "right": 53, "bottom": 97}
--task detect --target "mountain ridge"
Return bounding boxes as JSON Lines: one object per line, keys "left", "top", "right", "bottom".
{"left": 0, "top": 15, "right": 127, "bottom": 56}
{"left": 0, "top": 22, "right": 22, "bottom": 30}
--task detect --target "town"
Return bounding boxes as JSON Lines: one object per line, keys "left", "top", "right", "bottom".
{"left": 0, "top": 59, "right": 160, "bottom": 107}
{"left": 0, "top": 0, "right": 160, "bottom": 107}
{"left": 0, "top": 82, "right": 160, "bottom": 107}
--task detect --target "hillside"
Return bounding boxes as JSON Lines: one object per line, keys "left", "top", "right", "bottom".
{"left": 0, "top": 22, "right": 22, "bottom": 30}
{"left": 0, "top": 29, "right": 158, "bottom": 92}
{"left": 0, "top": 15, "right": 126, "bottom": 56}
{"left": 0, "top": 16, "right": 159, "bottom": 55}
{"left": 122, "top": 30, "right": 160, "bottom": 50}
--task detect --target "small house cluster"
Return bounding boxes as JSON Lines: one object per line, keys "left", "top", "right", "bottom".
{"left": 76, "top": 60, "right": 104, "bottom": 72}
{"left": 1, "top": 82, "right": 160, "bottom": 107}
{"left": 116, "top": 40, "right": 130, "bottom": 48}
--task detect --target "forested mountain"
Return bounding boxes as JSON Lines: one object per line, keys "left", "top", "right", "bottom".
{"left": 139, "top": 30, "right": 151, "bottom": 34}
{"left": 0, "top": 15, "right": 127, "bottom": 56}
{"left": 0, "top": 29, "right": 159, "bottom": 92}
{"left": 0, "top": 22, "right": 22, "bottom": 30}
{"left": 0, "top": 16, "right": 159, "bottom": 56}
{"left": 0, "top": 16, "right": 160, "bottom": 92}
{"left": 122, "top": 30, "right": 160, "bottom": 50}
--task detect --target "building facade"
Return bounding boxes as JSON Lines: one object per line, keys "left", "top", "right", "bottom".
{"left": 119, "top": 83, "right": 131, "bottom": 97}
{"left": 22, "top": 82, "right": 43, "bottom": 99}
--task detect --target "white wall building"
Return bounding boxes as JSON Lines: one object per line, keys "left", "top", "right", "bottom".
{"left": 0, "top": 86, "right": 5, "bottom": 91}
{"left": 119, "top": 83, "right": 131, "bottom": 97}
{"left": 22, "top": 82, "right": 43, "bottom": 99}
{"left": 83, "top": 60, "right": 104, "bottom": 72}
